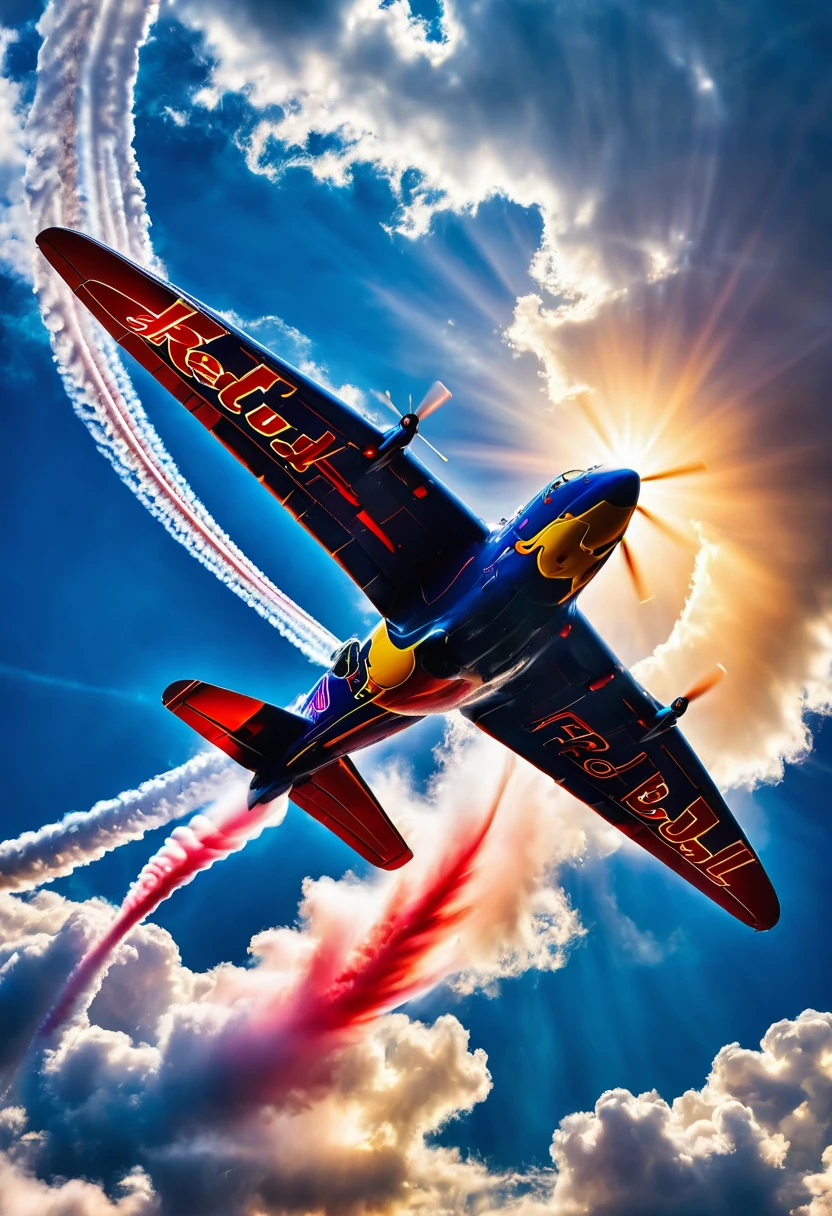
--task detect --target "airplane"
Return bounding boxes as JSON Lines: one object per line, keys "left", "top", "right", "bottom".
{"left": 36, "top": 226, "right": 779, "bottom": 932}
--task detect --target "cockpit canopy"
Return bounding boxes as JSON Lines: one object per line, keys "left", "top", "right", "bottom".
{"left": 545, "top": 468, "right": 586, "bottom": 498}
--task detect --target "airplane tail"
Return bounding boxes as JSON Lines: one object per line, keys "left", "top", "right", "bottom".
{"left": 162, "top": 679, "right": 309, "bottom": 770}
{"left": 162, "top": 679, "right": 412, "bottom": 870}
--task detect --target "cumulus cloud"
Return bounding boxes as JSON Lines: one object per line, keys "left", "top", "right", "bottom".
{"left": 0, "top": 1146, "right": 156, "bottom": 1216}
{"left": 0, "top": 724, "right": 592, "bottom": 1214}
{"left": 519, "top": 1009, "right": 832, "bottom": 1216}
{"left": 181, "top": 0, "right": 701, "bottom": 371}
{"left": 3, "top": 877, "right": 832, "bottom": 1214}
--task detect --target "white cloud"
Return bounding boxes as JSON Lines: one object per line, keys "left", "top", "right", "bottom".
{"left": 0, "top": 722, "right": 596, "bottom": 1213}
{"left": 181, "top": 0, "right": 698, "bottom": 367}
{"left": 3, "top": 880, "right": 832, "bottom": 1214}
{"left": 0, "top": 1151, "right": 156, "bottom": 1216}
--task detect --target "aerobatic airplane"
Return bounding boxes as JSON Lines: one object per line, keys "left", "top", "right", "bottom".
{"left": 36, "top": 227, "right": 779, "bottom": 931}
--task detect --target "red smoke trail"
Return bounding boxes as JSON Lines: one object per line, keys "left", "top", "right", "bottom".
{"left": 41, "top": 783, "right": 271, "bottom": 1033}
{"left": 43, "top": 759, "right": 514, "bottom": 1070}
{"left": 218, "top": 760, "right": 515, "bottom": 1101}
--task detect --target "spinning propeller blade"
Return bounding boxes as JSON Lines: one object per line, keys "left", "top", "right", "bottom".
{"left": 621, "top": 537, "right": 653, "bottom": 603}
{"left": 682, "top": 663, "right": 726, "bottom": 703}
{"left": 418, "top": 433, "right": 449, "bottom": 463}
{"left": 382, "top": 389, "right": 402, "bottom": 417}
{"left": 635, "top": 503, "right": 695, "bottom": 547}
{"left": 613, "top": 456, "right": 707, "bottom": 605}
{"left": 416, "top": 380, "right": 452, "bottom": 420}
{"left": 374, "top": 385, "right": 450, "bottom": 463}
{"left": 642, "top": 461, "right": 708, "bottom": 483}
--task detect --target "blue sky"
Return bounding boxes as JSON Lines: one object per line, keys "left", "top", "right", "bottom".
{"left": 2, "top": 1, "right": 832, "bottom": 1213}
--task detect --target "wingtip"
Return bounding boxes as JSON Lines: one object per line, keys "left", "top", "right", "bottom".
{"left": 35, "top": 227, "right": 90, "bottom": 289}
{"left": 162, "top": 678, "right": 199, "bottom": 709}
{"left": 380, "top": 847, "right": 414, "bottom": 871}
{"left": 754, "top": 894, "right": 781, "bottom": 932}
{"left": 35, "top": 225, "right": 78, "bottom": 251}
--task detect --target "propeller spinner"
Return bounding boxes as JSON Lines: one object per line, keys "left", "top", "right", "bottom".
{"left": 370, "top": 381, "right": 451, "bottom": 468}
{"left": 642, "top": 664, "right": 726, "bottom": 740}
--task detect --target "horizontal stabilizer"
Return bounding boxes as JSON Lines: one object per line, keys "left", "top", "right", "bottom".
{"left": 292, "top": 757, "right": 412, "bottom": 871}
{"left": 163, "top": 679, "right": 308, "bottom": 769}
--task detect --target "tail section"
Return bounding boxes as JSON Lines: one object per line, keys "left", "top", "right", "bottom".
{"left": 162, "top": 679, "right": 412, "bottom": 871}
{"left": 162, "top": 679, "right": 308, "bottom": 770}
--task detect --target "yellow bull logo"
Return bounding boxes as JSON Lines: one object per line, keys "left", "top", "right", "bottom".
{"left": 515, "top": 500, "right": 635, "bottom": 595}
{"left": 366, "top": 621, "right": 417, "bottom": 689}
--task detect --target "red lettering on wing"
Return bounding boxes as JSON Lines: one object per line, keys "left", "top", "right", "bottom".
{"left": 218, "top": 364, "right": 281, "bottom": 414}
{"left": 272, "top": 430, "right": 337, "bottom": 472}
{"left": 127, "top": 298, "right": 198, "bottom": 342}
{"left": 246, "top": 404, "right": 291, "bottom": 438}
{"left": 533, "top": 711, "right": 608, "bottom": 759}
{"left": 658, "top": 795, "right": 719, "bottom": 844}
{"left": 704, "top": 841, "right": 756, "bottom": 886}
{"left": 186, "top": 349, "right": 226, "bottom": 387}
{"left": 621, "top": 771, "right": 670, "bottom": 820}
{"left": 584, "top": 752, "right": 647, "bottom": 779}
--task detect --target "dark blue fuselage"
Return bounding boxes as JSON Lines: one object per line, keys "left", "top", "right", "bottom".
{"left": 248, "top": 466, "right": 640, "bottom": 806}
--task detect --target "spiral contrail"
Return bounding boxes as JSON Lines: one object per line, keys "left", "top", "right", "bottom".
{"left": 23, "top": 0, "right": 339, "bottom": 665}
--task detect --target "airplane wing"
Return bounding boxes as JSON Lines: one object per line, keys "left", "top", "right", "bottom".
{"left": 291, "top": 757, "right": 413, "bottom": 871}
{"left": 36, "top": 227, "right": 488, "bottom": 624}
{"left": 462, "top": 611, "right": 779, "bottom": 930}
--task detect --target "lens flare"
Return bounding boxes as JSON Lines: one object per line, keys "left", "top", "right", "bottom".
{"left": 472, "top": 266, "right": 832, "bottom": 787}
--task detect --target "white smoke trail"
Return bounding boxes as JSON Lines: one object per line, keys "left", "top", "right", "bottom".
{"left": 0, "top": 750, "right": 241, "bottom": 893}
{"left": 23, "top": 0, "right": 339, "bottom": 665}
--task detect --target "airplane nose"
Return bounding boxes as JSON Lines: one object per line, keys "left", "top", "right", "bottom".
{"left": 604, "top": 469, "right": 640, "bottom": 508}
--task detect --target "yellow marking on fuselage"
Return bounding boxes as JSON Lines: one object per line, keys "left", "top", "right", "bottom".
{"left": 366, "top": 620, "right": 417, "bottom": 689}
{"left": 515, "top": 500, "right": 635, "bottom": 594}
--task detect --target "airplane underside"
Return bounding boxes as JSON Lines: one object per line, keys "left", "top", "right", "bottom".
{"left": 37, "top": 224, "right": 781, "bottom": 932}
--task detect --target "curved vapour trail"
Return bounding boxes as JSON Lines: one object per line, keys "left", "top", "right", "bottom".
{"left": 43, "top": 759, "right": 514, "bottom": 1038}
{"left": 0, "top": 750, "right": 240, "bottom": 893}
{"left": 23, "top": 0, "right": 339, "bottom": 665}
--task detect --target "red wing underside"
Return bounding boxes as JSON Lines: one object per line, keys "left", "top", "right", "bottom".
{"left": 292, "top": 758, "right": 413, "bottom": 871}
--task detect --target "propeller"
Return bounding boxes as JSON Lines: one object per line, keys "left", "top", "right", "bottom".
{"left": 641, "top": 460, "right": 708, "bottom": 483}
{"left": 415, "top": 380, "right": 452, "bottom": 420}
{"left": 619, "top": 460, "right": 707, "bottom": 602}
{"left": 620, "top": 537, "right": 653, "bottom": 603}
{"left": 635, "top": 503, "right": 695, "bottom": 547}
{"left": 643, "top": 663, "right": 726, "bottom": 740}
{"left": 378, "top": 383, "right": 451, "bottom": 463}
{"left": 679, "top": 663, "right": 726, "bottom": 704}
